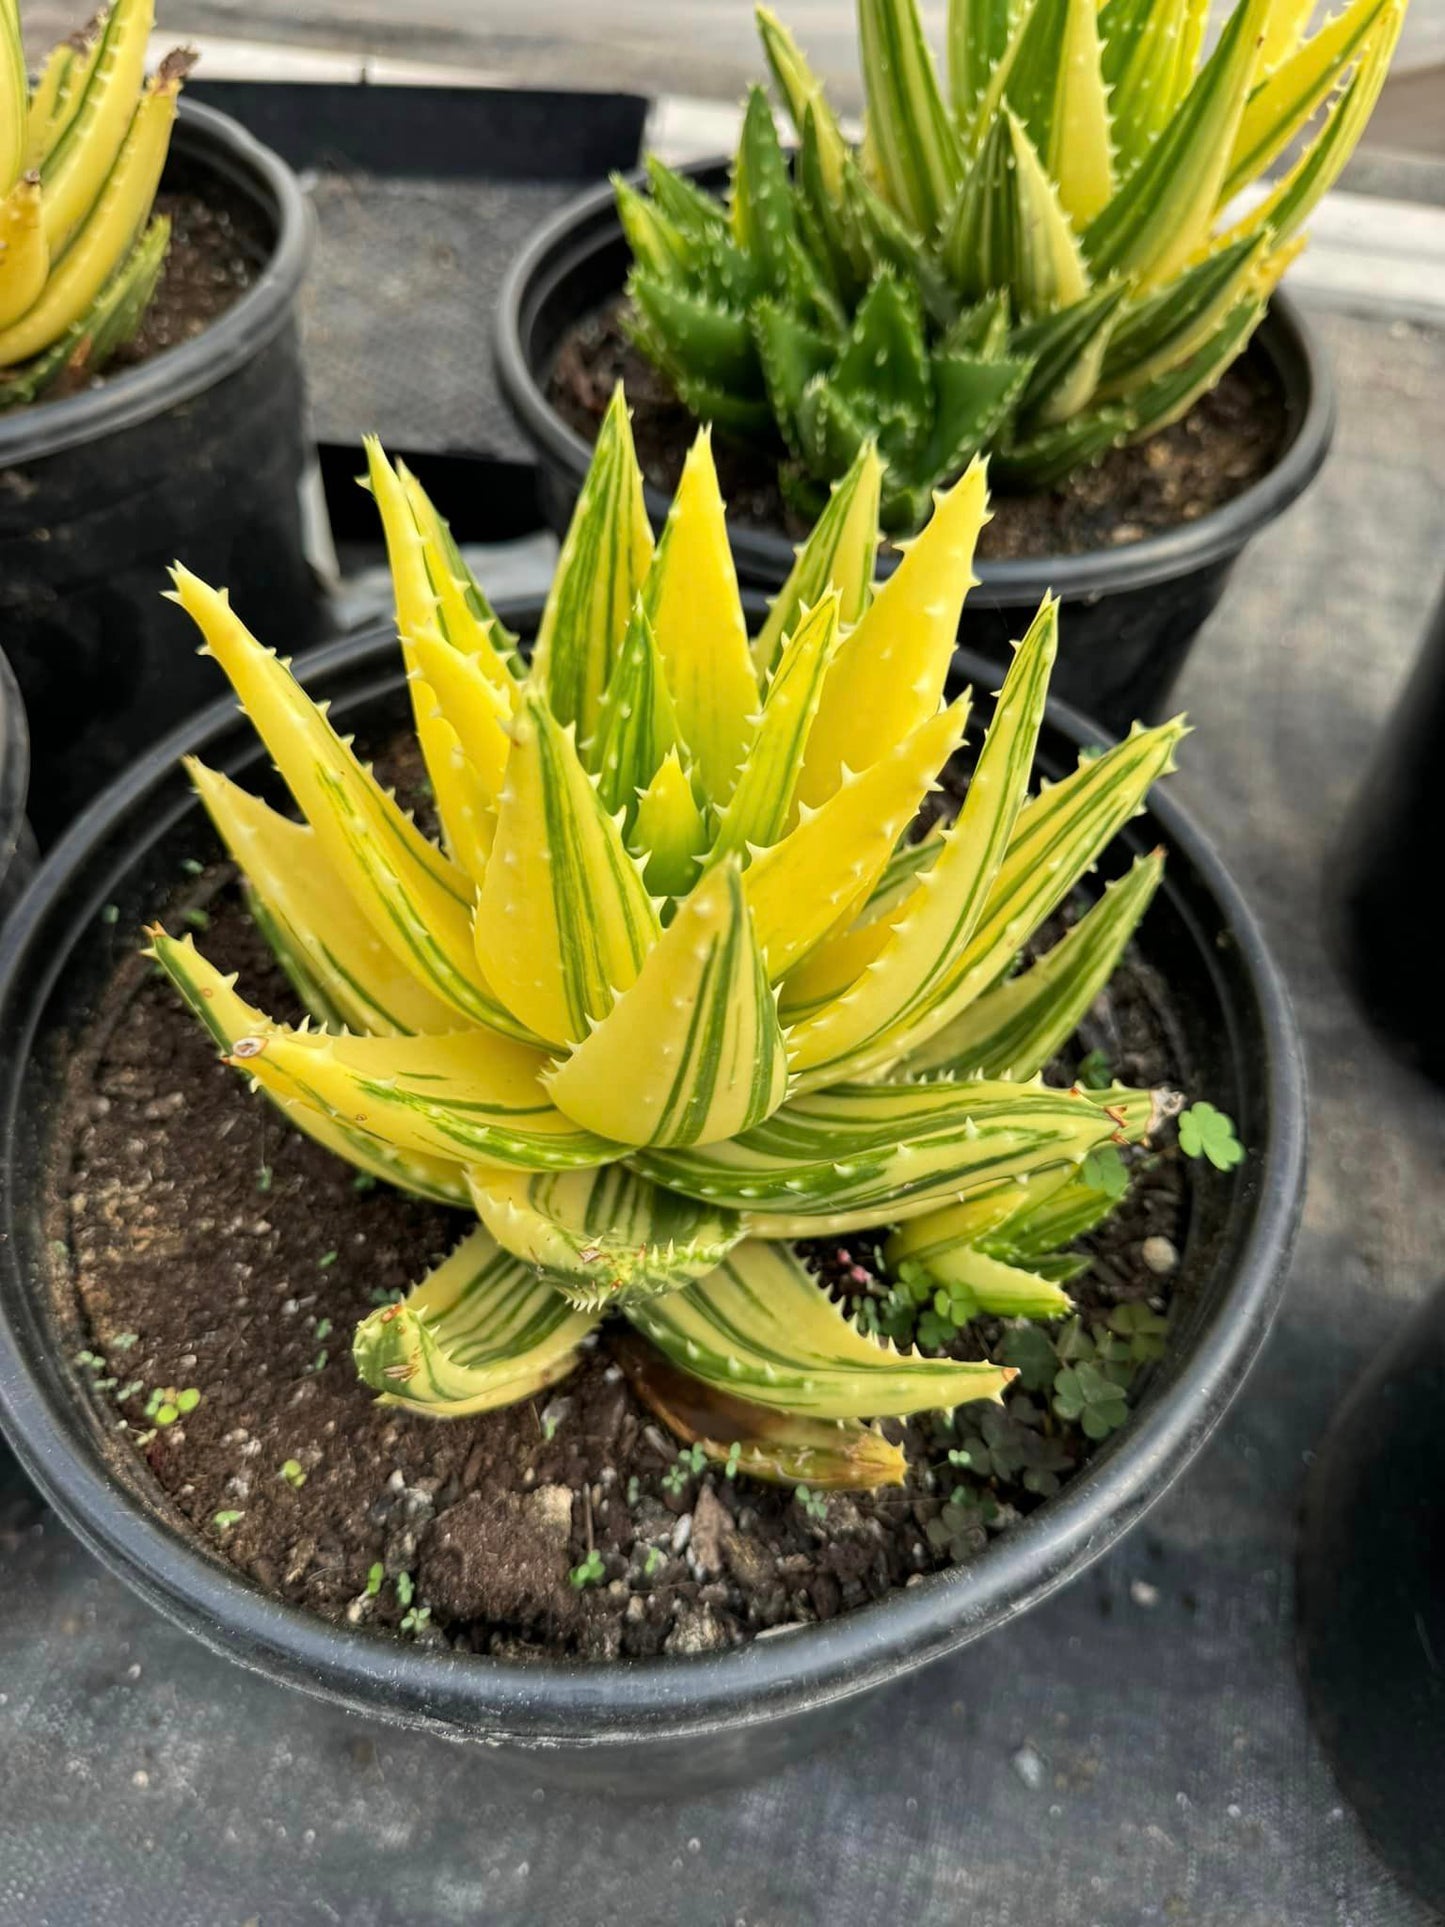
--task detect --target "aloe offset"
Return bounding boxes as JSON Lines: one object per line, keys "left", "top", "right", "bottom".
{"left": 150, "top": 396, "right": 1194, "bottom": 1489}
{"left": 0, "top": 0, "right": 190, "bottom": 406}
{"left": 615, "top": 0, "right": 1405, "bottom": 526}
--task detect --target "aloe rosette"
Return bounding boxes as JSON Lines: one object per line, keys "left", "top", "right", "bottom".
{"left": 149, "top": 394, "right": 1186, "bottom": 1486}
{"left": 0, "top": 0, "right": 190, "bottom": 406}
{"left": 615, "top": 0, "right": 1405, "bottom": 525}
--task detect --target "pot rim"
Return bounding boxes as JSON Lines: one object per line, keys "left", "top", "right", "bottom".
{"left": 0, "top": 610, "right": 1307, "bottom": 1744}
{"left": 0, "top": 98, "right": 314, "bottom": 467}
{"left": 494, "top": 162, "right": 1337, "bottom": 601}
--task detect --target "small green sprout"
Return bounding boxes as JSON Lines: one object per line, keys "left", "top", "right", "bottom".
{"left": 367, "top": 1287, "right": 403, "bottom": 1308}
{"left": 279, "top": 1458, "right": 306, "bottom": 1489}
{"left": 180, "top": 857, "right": 205, "bottom": 876}
{"left": 112, "top": 1332, "right": 139, "bottom": 1353}
{"left": 1076, "top": 1048, "right": 1114, "bottom": 1091}
{"left": 400, "top": 1605, "right": 431, "bottom": 1634}
{"left": 100, "top": 904, "right": 119, "bottom": 926}
{"left": 395, "top": 1570, "right": 414, "bottom": 1607}
{"left": 1178, "top": 1103, "right": 1245, "bottom": 1171}
{"left": 310, "top": 1349, "right": 328, "bottom": 1374}
{"left": 541, "top": 1410, "right": 561, "bottom": 1443}
{"left": 1052, "top": 1362, "right": 1130, "bottom": 1440}
{"left": 256, "top": 1163, "right": 273, "bottom": 1194}
{"left": 317, "top": 1249, "right": 339, "bottom": 1270}
{"left": 662, "top": 1443, "right": 707, "bottom": 1496}
{"left": 795, "top": 1484, "right": 828, "bottom": 1523}
{"left": 642, "top": 1544, "right": 666, "bottom": 1579}
{"left": 352, "top": 1173, "right": 378, "bottom": 1195}
{"left": 722, "top": 1440, "right": 743, "bottom": 1482}
{"left": 144, "top": 1386, "right": 199, "bottom": 1427}
{"left": 314, "top": 1318, "right": 332, "bottom": 1342}
{"left": 569, "top": 1548, "right": 606, "bottom": 1589}
{"left": 213, "top": 1510, "right": 243, "bottom": 1532}
{"left": 366, "top": 1561, "right": 385, "bottom": 1596}
{"left": 181, "top": 906, "right": 210, "bottom": 931}
{"left": 626, "top": 1475, "right": 641, "bottom": 1507}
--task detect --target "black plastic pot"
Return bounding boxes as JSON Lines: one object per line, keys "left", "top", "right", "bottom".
{"left": 0, "top": 99, "right": 323, "bottom": 849}
{"left": 0, "top": 645, "right": 36, "bottom": 927}
{"left": 0, "top": 609, "right": 1306, "bottom": 1790}
{"left": 496, "top": 164, "right": 1335, "bottom": 738}
{"left": 1328, "top": 576, "right": 1445, "bottom": 1086}
{"left": 1297, "top": 1282, "right": 1445, "bottom": 1912}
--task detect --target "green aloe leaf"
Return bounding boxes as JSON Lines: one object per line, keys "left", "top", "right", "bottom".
{"left": 732, "top": 83, "right": 796, "bottom": 292}
{"left": 1012, "top": 279, "right": 1130, "bottom": 428}
{"left": 942, "top": 106, "right": 1090, "bottom": 320}
{"left": 589, "top": 600, "right": 687, "bottom": 823}
{"left": 1098, "top": 234, "right": 1267, "bottom": 396}
{"left": 1121, "top": 295, "right": 1265, "bottom": 441}
{"left": 469, "top": 1166, "right": 745, "bottom": 1311}
{"left": 1099, "top": 0, "right": 1210, "bottom": 175}
{"left": 1003, "top": 0, "right": 1115, "bottom": 228}
{"left": 753, "top": 439, "right": 882, "bottom": 678}
{"left": 628, "top": 1240, "right": 1014, "bottom": 1419}
{"left": 994, "top": 404, "right": 1129, "bottom": 488}
{"left": 752, "top": 296, "right": 834, "bottom": 459}
{"left": 859, "top": 0, "right": 964, "bottom": 234}
{"left": 353, "top": 1229, "right": 602, "bottom": 1416}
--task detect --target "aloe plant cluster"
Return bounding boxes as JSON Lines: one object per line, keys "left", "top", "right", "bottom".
{"left": 616, "top": 0, "right": 1404, "bottom": 526}
{"left": 0, "top": 0, "right": 188, "bottom": 406}
{"left": 150, "top": 398, "right": 1193, "bottom": 1489}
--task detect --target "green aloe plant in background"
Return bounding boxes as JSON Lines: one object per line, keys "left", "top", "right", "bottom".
{"left": 148, "top": 397, "right": 1199, "bottom": 1490}
{"left": 615, "top": 0, "right": 1405, "bottom": 526}
{"left": 0, "top": 0, "right": 189, "bottom": 406}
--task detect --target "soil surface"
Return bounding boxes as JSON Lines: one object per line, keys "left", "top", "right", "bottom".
{"left": 547, "top": 299, "right": 1289, "bottom": 561}
{"left": 51, "top": 747, "right": 1192, "bottom": 1664}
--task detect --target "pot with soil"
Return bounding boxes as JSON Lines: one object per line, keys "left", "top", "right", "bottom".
{"left": 497, "top": 160, "right": 1332, "bottom": 741}
{"left": 0, "top": 643, "right": 37, "bottom": 926}
{"left": 0, "top": 72, "right": 323, "bottom": 846}
{"left": 0, "top": 428, "right": 1304, "bottom": 1790}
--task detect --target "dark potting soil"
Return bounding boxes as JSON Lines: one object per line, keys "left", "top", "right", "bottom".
{"left": 546, "top": 300, "right": 1289, "bottom": 561}
{"left": 49, "top": 748, "right": 1191, "bottom": 1663}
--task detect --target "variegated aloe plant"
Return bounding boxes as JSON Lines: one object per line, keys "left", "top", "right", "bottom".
{"left": 149, "top": 395, "right": 1188, "bottom": 1490}
{"left": 0, "top": 0, "right": 190, "bottom": 407}
{"left": 616, "top": 0, "right": 1405, "bottom": 526}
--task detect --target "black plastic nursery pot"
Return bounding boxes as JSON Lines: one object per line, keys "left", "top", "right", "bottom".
{"left": 0, "top": 646, "right": 37, "bottom": 928}
{"left": 0, "top": 602, "right": 1305, "bottom": 1789}
{"left": 0, "top": 99, "right": 323, "bottom": 850}
{"left": 496, "top": 163, "right": 1335, "bottom": 740}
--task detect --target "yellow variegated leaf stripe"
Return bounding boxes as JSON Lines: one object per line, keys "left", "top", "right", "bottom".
{"left": 0, "top": 178, "right": 45, "bottom": 331}
{"left": 353, "top": 1229, "right": 601, "bottom": 1416}
{"left": 858, "top": 0, "right": 963, "bottom": 235}
{"left": 168, "top": 568, "right": 534, "bottom": 1041}
{"left": 752, "top": 437, "right": 882, "bottom": 679}
{"left": 38, "top": 0, "right": 151, "bottom": 250}
{"left": 644, "top": 429, "right": 758, "bottom": 800}
{"left": 631, "top": 1240, "right": 1012, "bottom": 1418}
{"left": 637, "top": 1079, "right": 1155, "bottom": 1234}
{"left": 1004, "top": 0, "right": 1115, "bottom": 230}
{"left": 230, "top": 1019, "right": 622, "bottom": 1173}
{"left": 474, "top": 694, "right": 658, "bottom": 1049}
{"left": 788, "top": 596, "right": 1057, "bottom": 1081}
{"left": 942, "top": 108, "right": 1090, "bottom": 320}
{"left": 590, "top": 601, "right": 686, "bottom": 820}
{"left": 396, "top": 462, "right": 522, "bottom": 667}
{"left": 903, "top": 848, "right": 1165, "bottom": 1079}
{"left": 889, "top": 1224, "right": 1073, "bottom": 1317}
{"left": 796, "top": 459, "right": 988, "bottom": 811}
{"left": 712, "top": 590, "right": 841, "bottom": 861}
{"left": 146, "top": 928, "right": 470, "bottom": 1205}
{"left": 746, "top": 697, "right": 969, "bottom": 982}
{"left": 613, "top": 1326, "right": 908, "bottom": 1487}
{"left": 187, "top": 759, "right": 458, "bottom": 1038}
{"left": 634, "top": 748, "right": 709, "bottom": 897}
{"left": 0, "top": 0, "right": 25, "bottom": 196}
{"left": 532, "top": 386, "right": 654, "bottom": 744}
{"left": 468, "top": 1165, "right": 744, "bottom": 1310}
{"left": 546, "top": 856, "right": 787, "bottom": 1147}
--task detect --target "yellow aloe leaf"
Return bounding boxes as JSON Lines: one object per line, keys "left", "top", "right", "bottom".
{"left": 1100, "top": 0, "right": 1211, "bottom": 173}
{"left": 629, "top": 1240, "right": 1013, "bottom": 1419}
{"left": 643, "top": 427, "right": 758, "bottom": 803}
{"left": 888, "top": 1234, "right": 1074, "bottom": 1317}
{"left": 902, "top": 848, "right": 1165, "bottom": 1079}
{"left": 640, "top": 1078, "right": 1158, "bottom": 1233}
{"left": 186, "top": 759, "right": 459, "bottom": 1038}
{"left": 546, "top": 855, "right": 788, "bottom": 1148}
{"left": 0, "top": 0, "right": 25, "bottom": 197}
{"left": 885, "top": 1164, "right": 1077, "bottom": 1262}
{"left": 788, "top": 598, "right": 1058, "bottom": 1082}
{"left": 755, "top": 4, "right": 851, "bottom": 182}
{"left": 1083, "top": 0, "right": 1273, "bottom": 292}
{"left": 532, "top": 384, "right": 654, "bottom": 744}
{"left": 39, "top": 0, "right": 154, "bottom": 254}
{"left": 353, "top": 1228, "right": 601, "bottom": 1416}
{"left": 590, "top": 600, "right": 685, "bottom": 821}
{"left": 712, "top": 590, "right": 842, "bottom": 862}
{"left": 753, "top": 438, "right": 883, "bottom": 681}
{"left": 467, "top": 1166, "right": 744, "bottom": 1311}
{"left": 146, "top": 927, "right": 470, "bottom": 1204}
{"left": 167, "top": 568, "right": 531, "bottom": 1040}
{"left": 858, "top": 718, "right": 1188, "bottom": 1078}
{"left": 748, "top": 695, "right": 970, "bottom": 983}
{"left": 1222, "top": 0, "right": 1391, "bottom": 202}
{"left": 795, "top": 459, "right": 988, "bottom": 812}
{"left": 0, "top": 176, "right": 46, "bottom": 331}
{"left": 613, "top": 1326, "right": 910, "bottom": 1488}
{"left": 403, "top": 630, "right": 512, "bottom": 818}
{"left": 0, "top": 60, "right": 180, "bottom": 368}
{"left": 633, "top": 747, "right": 709, "bottom": 898}
{"left": 1006, "top": 0, "right": 1116, "bottom": 228}
{"left": 777, "top": 823, "right": 948, "bottom": 1018}
{"left": 397, "top": 463, "right": 522, "bottom": 673}
{"left": 474, "top": 693, "right": 659, "bottom": 1049}
{"left": 232, "top": 1016, "right": 621, "bottom": 1173}
{"left": 1259, "top": 0, "right": 1319, "bottom": 73}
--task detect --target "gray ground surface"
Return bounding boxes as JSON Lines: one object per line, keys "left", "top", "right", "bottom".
{"left": 1, "top": 300, "right": 1443, "bottom": 1925}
